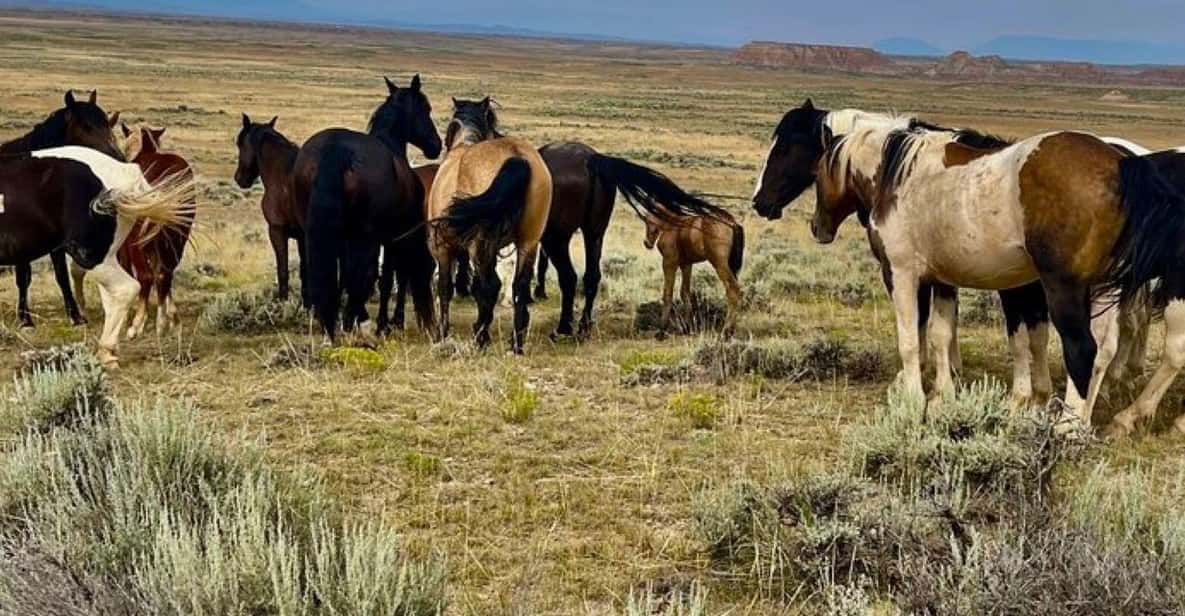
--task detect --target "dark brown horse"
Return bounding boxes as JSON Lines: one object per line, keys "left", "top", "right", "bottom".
{"left": 1, "top": 90, "right": 125, "bottom": 327}
{"left": 294, "top": 75, "right": 441, "bottom": 339}
{"left": 116, "top": 124, "right": 195, "bottom": 339}
{"left": 234, "top": 115, "right": 304, "bottom": 304}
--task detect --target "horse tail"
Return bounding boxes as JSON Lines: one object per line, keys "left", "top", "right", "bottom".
{"left": 439, "top": 157, "right": 531, "bottom": 243}
{"left": 99, "top": 170, "right": 196, "bottom": 243}
{"left": 1098, "top": 155, "right": 1185, "bottom": 309}
{"left": 586, "top": 153, "right": 729, "bottom": 222}
{"left": 729, "top": 223, "right": 745, "bottom": 276}
{"left": 306, "top": 144, "right": 353, "bottom": 337}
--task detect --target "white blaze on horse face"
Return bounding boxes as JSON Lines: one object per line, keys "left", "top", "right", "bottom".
{"left": 752, "top": 138, "right": 778, "bottom": 199}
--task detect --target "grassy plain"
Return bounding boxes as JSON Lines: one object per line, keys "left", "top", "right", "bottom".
{"left": 1, "top": 10, "right": 1184, "bottom": 613}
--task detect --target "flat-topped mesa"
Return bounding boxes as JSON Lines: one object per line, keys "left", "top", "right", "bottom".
{"left": 733, "top": 41, "right": 894, "bottom": 72}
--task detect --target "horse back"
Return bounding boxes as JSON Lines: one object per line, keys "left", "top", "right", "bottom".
{"left": 0, "top": 157, "right": 104, "bottom": 264}
{"left": 539, "top": 142, "right": 599, "bottom": 234}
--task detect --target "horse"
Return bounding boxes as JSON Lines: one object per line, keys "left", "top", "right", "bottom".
{"left": 809, "top": 122, "right": 1183, "bottom": 431}
{"left": 0, "top": 90, "right": 125, "bottom": 327}
{"left": 234, "top": 115, "right": 304, "bottom": 304}
{"left": 293, "top": 75, "right": 441, "bottom": 339}
{"left": 114, "top": 123, "right": 196, "bottom": 339}
{"left": 534, "top": 142, "right": 735, "bottom": 340}
{"left": 427, "top": 97, "right": 552, "bottom": 353}
{"left": 4, "top": 146, "right": 193, "bottom": 367}
{"left": 642, "top": 208, "right": 744, "bottom": 337}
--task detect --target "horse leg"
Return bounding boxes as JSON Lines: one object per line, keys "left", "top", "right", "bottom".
{"left": 916, "top": 282, "right": 932, "bottom": 375}
{"left": 409, "top": 247, "right": 436, "bottom": 333}
{"left": 680, "top": 264, "right": 693, "bottom": 306}
{"left": 52, "top": 250, "right": 85, "bottom": 325}
{"left": 1107, "top": 276, "right": 1185, "bottom": 438}
{"left": 454, "top": 251, "right": 472, "bottom": 298}
{"left": 71, "top": 260, "right": 88, "bottom": 312}
{"left": 1082, "top": 296, "right": 1122, "bottom": 420}
{"left": 658, "top": 260, "right": 677, "bottom": 337}
{"left": 269, "top": 225, "right": 290, "bottom": 301}
{"left": 889, "top": 272, "right": 925, "bottom": 400}
{"left": 534, "top": 247, "right": 549, "bottom": 300}
{"left": 948, "top": 292, "right": 962, "bottom": 375}
{"left": 1109, "top": 288, "right": 1150, "bottom": 383}
{"left": 543, "top": 233, "right": 577, "bottom": 339}
{"left": 376, "top": 242, "right": 396, "bottom": 336}
{"left": 296, "top": 236, "right": 310, "bottom": 309}
{"left": 342, "top": 243, "right": 378, "bottom": 341}
{"left": 471, "top": 245, "right": 500, "bottom": 349}
{"left": 15, "top": 262, "right": 33, "bottom": 328}
{"left": 999, "top": 286, "right": 1036, "bottom": 410}
{"left": 578, "top": 234, "right": 604, "bottom": 338}
{"left": 709, "top": 257, "right": 742, "bottom": 339}
{"left": 155, "top": 269, "right": 177, "bottom": 337}
{"left": 928, "top": 283, "right": 958, "bottom": 404}
{"left": 392, "top": 266, "right": 408, "bottom": 331}
{"left": 125, "top": 251, "right": 154, "bottom": 341}
{"left": 511, "top": 244, "right": 539, "bottom": 353}
{"left": 1042, "top": 279, "right": 1098, "bottom": 430}
{"left": 434, "top": 250, "right": 455, "bottom": 342}
{"left": 89, "top": 258, "right": 140, "bottom": 369}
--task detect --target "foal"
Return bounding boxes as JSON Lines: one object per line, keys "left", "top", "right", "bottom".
{"left": 642, "top": 210, "right": 744, "bottom": 337}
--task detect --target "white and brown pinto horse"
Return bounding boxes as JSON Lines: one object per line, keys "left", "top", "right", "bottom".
{"left": 428, "top": 97, "right": 553, "bottom": 353}
{"left": 810, "top": 124, "right": 1183, "bottom": 431}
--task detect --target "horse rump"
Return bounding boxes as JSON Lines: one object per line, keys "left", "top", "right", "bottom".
{"left": 1099, "top": 154, "right": 1185, "bottom": 310}
{"left": 586, "top": 153, "right": 729, "bottom": 223}
{"left": 439, "top": 157, "right": 531, "bottom": 245}
{"left": 305, "top": 144, "right": 353, "bottom": 337}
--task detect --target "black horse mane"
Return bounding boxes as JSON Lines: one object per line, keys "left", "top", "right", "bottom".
{"left": 0, "top": 108, "right": 69, "bottom": 153}
{"left": 450, "top": 98, "right": 503, "bottom": 144}
{"left": 907, "top": 118, "right": 1014, "bottom": 150}
{"left": 876, "top": 129, "right": 920, "bottom": 201}
{"left": 367, "top": 90, "right": 430, "bottom": 155}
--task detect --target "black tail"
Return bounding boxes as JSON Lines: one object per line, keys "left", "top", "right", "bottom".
{"left": 306, "top": 144, "right": 353, "bottom": 337}
{"left": 587, "top": 153, "right": 730, "bottom": 222}
{"left": 1098, "top": 155, "right": 1185, "bottom": 309}
{"left": 729, "top": 224, "right": 745, "bottom": 275}
{"left": 440, "top": 157, "right": 531, "bottom": 244}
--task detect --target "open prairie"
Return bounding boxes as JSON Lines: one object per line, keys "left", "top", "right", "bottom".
{"left": 2, "top": 10, "right": 1185, "bottom": 614}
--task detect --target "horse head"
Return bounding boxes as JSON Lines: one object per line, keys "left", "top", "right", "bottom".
{"left": 446, "top": 96, "right": 500, "bottom": 150}
{"left": 61, "top": 89, "right": 125, "bottom": 162}
{"left": 369, "top": 74, "right": 442, "bottom": 160}
{"left": 753, "top": 98, "right": 829, "bottom": 220}
{"left": 234, "top": 113, "right": 277, "bottom": 188}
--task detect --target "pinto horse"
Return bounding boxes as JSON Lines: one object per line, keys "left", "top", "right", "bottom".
{"left": 810, "top": 123, "right": 1182, "bottom": 431}
{"left": 113, "top": 124, "right": 196, "bottom": 339}
{"left": 0, "top": 90, "right": 125, "bottom": 327}
{"left": 428, "top": 97, "right": 552, "bottom": 353}
{"left": 234, "top": 115, "right": 304, "bottom": 304}
{"left": 4, "top": 147, "right": 193, "bottom": 367}
{"left": 294, "top": 75, "right": 441, "bottom": 339}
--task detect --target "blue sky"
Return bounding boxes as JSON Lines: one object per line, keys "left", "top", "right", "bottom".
{"left": 58, "top": 0, "right": 1185, "bottom": 50}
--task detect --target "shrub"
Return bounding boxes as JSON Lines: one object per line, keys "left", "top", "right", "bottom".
{"left": 320, "top": 346, "right": 387, "bottom": 373}
{"left": 668, "top": 392, "right": 722, "bottom": 430}
{"left": 634, "top": 299, "right": 727, "bottom": 334}
{"left": 625, "top": 579, "right": 709, "bottom": 616}
{"left": 500, "top": 372, "right": 538, "bottom": 424}
{"left": 0, "top": 348, "right": 108, "bottom": 438}
{"left": 692, "top": 336, "right": 885, "bottom": 383}
{"left": 198, "top": 287, "right": 308, "bottom": 334}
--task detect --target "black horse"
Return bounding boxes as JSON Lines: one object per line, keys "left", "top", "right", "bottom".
{"left": 293, "top": 75, "right": 442, "bottom": 339}
{"left": 0, "top": 90, "right": 125, "bottom": 327}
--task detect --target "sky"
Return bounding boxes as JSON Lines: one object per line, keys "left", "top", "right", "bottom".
{"left": 44, "top": 0, "right": 1185, "bottom": 50}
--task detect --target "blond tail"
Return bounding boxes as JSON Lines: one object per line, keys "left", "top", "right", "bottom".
{"left": 97, "top": 170, "right": 197, "bottom": 245}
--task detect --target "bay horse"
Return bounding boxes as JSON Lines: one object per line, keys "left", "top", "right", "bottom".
{"left": 643, "top": 209, "right": 744, "bottom": 336}
{"left": 234, "top": 115, "right": 304, "bottom": 304}
{"left": 810, "top": 123, "right": 1182, "bottom": 431}
{"left": 0, "top": 90, "right": 125, "bottom": 327}
{"left": 428, "top": 97, "right": 552, "bottom": 353}
{"left": 535, "top": 142, "right": 735, "bottom": 340}
{"left": 7, "top": 146, "right": 193, "bottom": 367}
{"left": 115, "top": 123, "right": 196, "bottom": 339}
{"left": 294, "top": 75, "right": 441, "bottom": 339}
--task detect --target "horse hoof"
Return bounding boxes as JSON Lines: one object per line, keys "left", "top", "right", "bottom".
{"left": 1173, "top": 417, "right": 1185, "bottom": 437}
{"left": 1103, "top": 420, "right": 1134, "bottom": 442}
{"left": 19, "top": 320, "right": 34, "bottom": 330}
{"left": 97, "top": 349, "right": 120, "bottom": 370}
{"left": 534, "top": 288, "right": 548, "bottom": 301}
{"left": 655, "top": 330, "right": 669, "bottom": 342}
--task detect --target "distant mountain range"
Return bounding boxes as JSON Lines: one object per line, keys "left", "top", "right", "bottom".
{"left": 876, "top": 35, "right": 1185, "bottom": 66}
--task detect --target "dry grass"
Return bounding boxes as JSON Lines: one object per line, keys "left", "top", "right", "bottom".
{"left": 0, "top": 10, "right": 1184, "bottom": 613}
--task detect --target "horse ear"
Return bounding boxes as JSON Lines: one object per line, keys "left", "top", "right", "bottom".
{"left": 88, "top": 90, "right": 97, "bottom": 105}
{"left": 384, "top": 76, "right": 398, "bottom": 95}
{"left": 152, "top": 128, "right": 166, "bottom": 142}
{"left": 480, "top": 96, "right": 491, "bottom": 109}
{"left": 108, "top": 111, "right": 120, "bottom": 128}
{"left": 451, "top": 97, "right": 459, "bottom": 108}
{"left": 802, "top": 98, "right": 814, "bottom": 110}
{"left": 267, "top": 116, "right": 277, "bottom": 128}
{"left": 65, "top": 90, "right": 77, "bottom": 107}
{"left": 410, "top": 74, "right": 421, "bottom": 91}
{"left": 242, "top": 113, "right": 251, "bottom": 130}
{"left": 820, "top": 125, "right": 835, "bottom": 149}
{"left": 120, "top": 123, "right": 131, "bottom": 138}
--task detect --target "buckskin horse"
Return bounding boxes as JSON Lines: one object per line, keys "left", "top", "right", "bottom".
{"left": 3, "top": 146, "right": 193, "bottom": 367}
{"left": 428, "top": 97, "right": 552, "bottom": 353}
{"left": 0, "top": 90, "right": 125, "bottom": 327}
{"left": 234, "top": 114, "right": 305, "bottom": 304}
{"left": 809, "top": 122, "right": 1184, "bottom": 432}
{"left": 294, "top": 75, "right": 441, "bottom": 340}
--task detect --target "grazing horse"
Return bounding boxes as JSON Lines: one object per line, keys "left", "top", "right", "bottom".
{"left": 0, "top": 90, "right": 125, "bottom": 327}
{"left": 234, "top": 115, "right": 304, "bottom": 303}
{"left": 535, "top": 142, "right": 734, "bottom": 339}
{"left": 294, "top": 75, "right": 441, "bottom": 339}
{"left": 428, "top": 97, "right": 552, "bottom": 353}
{"left": 810, "top": 123, "right": 1181, "bottom": 431}
{"left": 643, "top": 209, "right": 744, "bottom": 336}
{"left": 4, "top": 147, "right": 192, "bottom": 366}
{"left": 115, "top": 124, "right": 196, "bottom": 339}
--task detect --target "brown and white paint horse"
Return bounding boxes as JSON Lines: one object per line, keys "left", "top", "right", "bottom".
{"left": 811, "top": 123, "right": 1182, "bottom": 431}
{"left": 428, "top": 97, "right": 552, "bottom": 353}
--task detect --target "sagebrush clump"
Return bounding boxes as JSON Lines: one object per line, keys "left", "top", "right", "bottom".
{"left": 199, "top": 287, "right": 309, "bottom": 334}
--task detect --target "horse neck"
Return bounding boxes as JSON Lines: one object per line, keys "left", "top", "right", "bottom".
{"left": 259, "top": 134, "right": 298, "bottom": 187}
{"left": 373, "top": 132, "right": 410, "bottom": 160}
{"left": 134, "top": 151, "right": 189, "bottom": 183}
{"left": 0, "top": 112, "right": 65, "bottom": 153}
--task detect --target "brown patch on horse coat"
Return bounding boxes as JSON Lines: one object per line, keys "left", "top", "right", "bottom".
{"left": 1019, "top": 132, "right": 1125, "bottom": 282}
{"left": 943, "top": 142, "right": 998, "bottom": 168}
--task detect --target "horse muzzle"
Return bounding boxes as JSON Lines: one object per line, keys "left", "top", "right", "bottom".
{"left": 753, "top": 199, "right": 784, "bottom": 220}
{"left": 809, "top": 219, "right": 836, "bottom": 244}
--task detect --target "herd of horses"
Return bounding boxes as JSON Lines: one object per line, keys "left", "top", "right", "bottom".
{"left": 5, "top": 78, "right": 1185, "bottom": 442}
